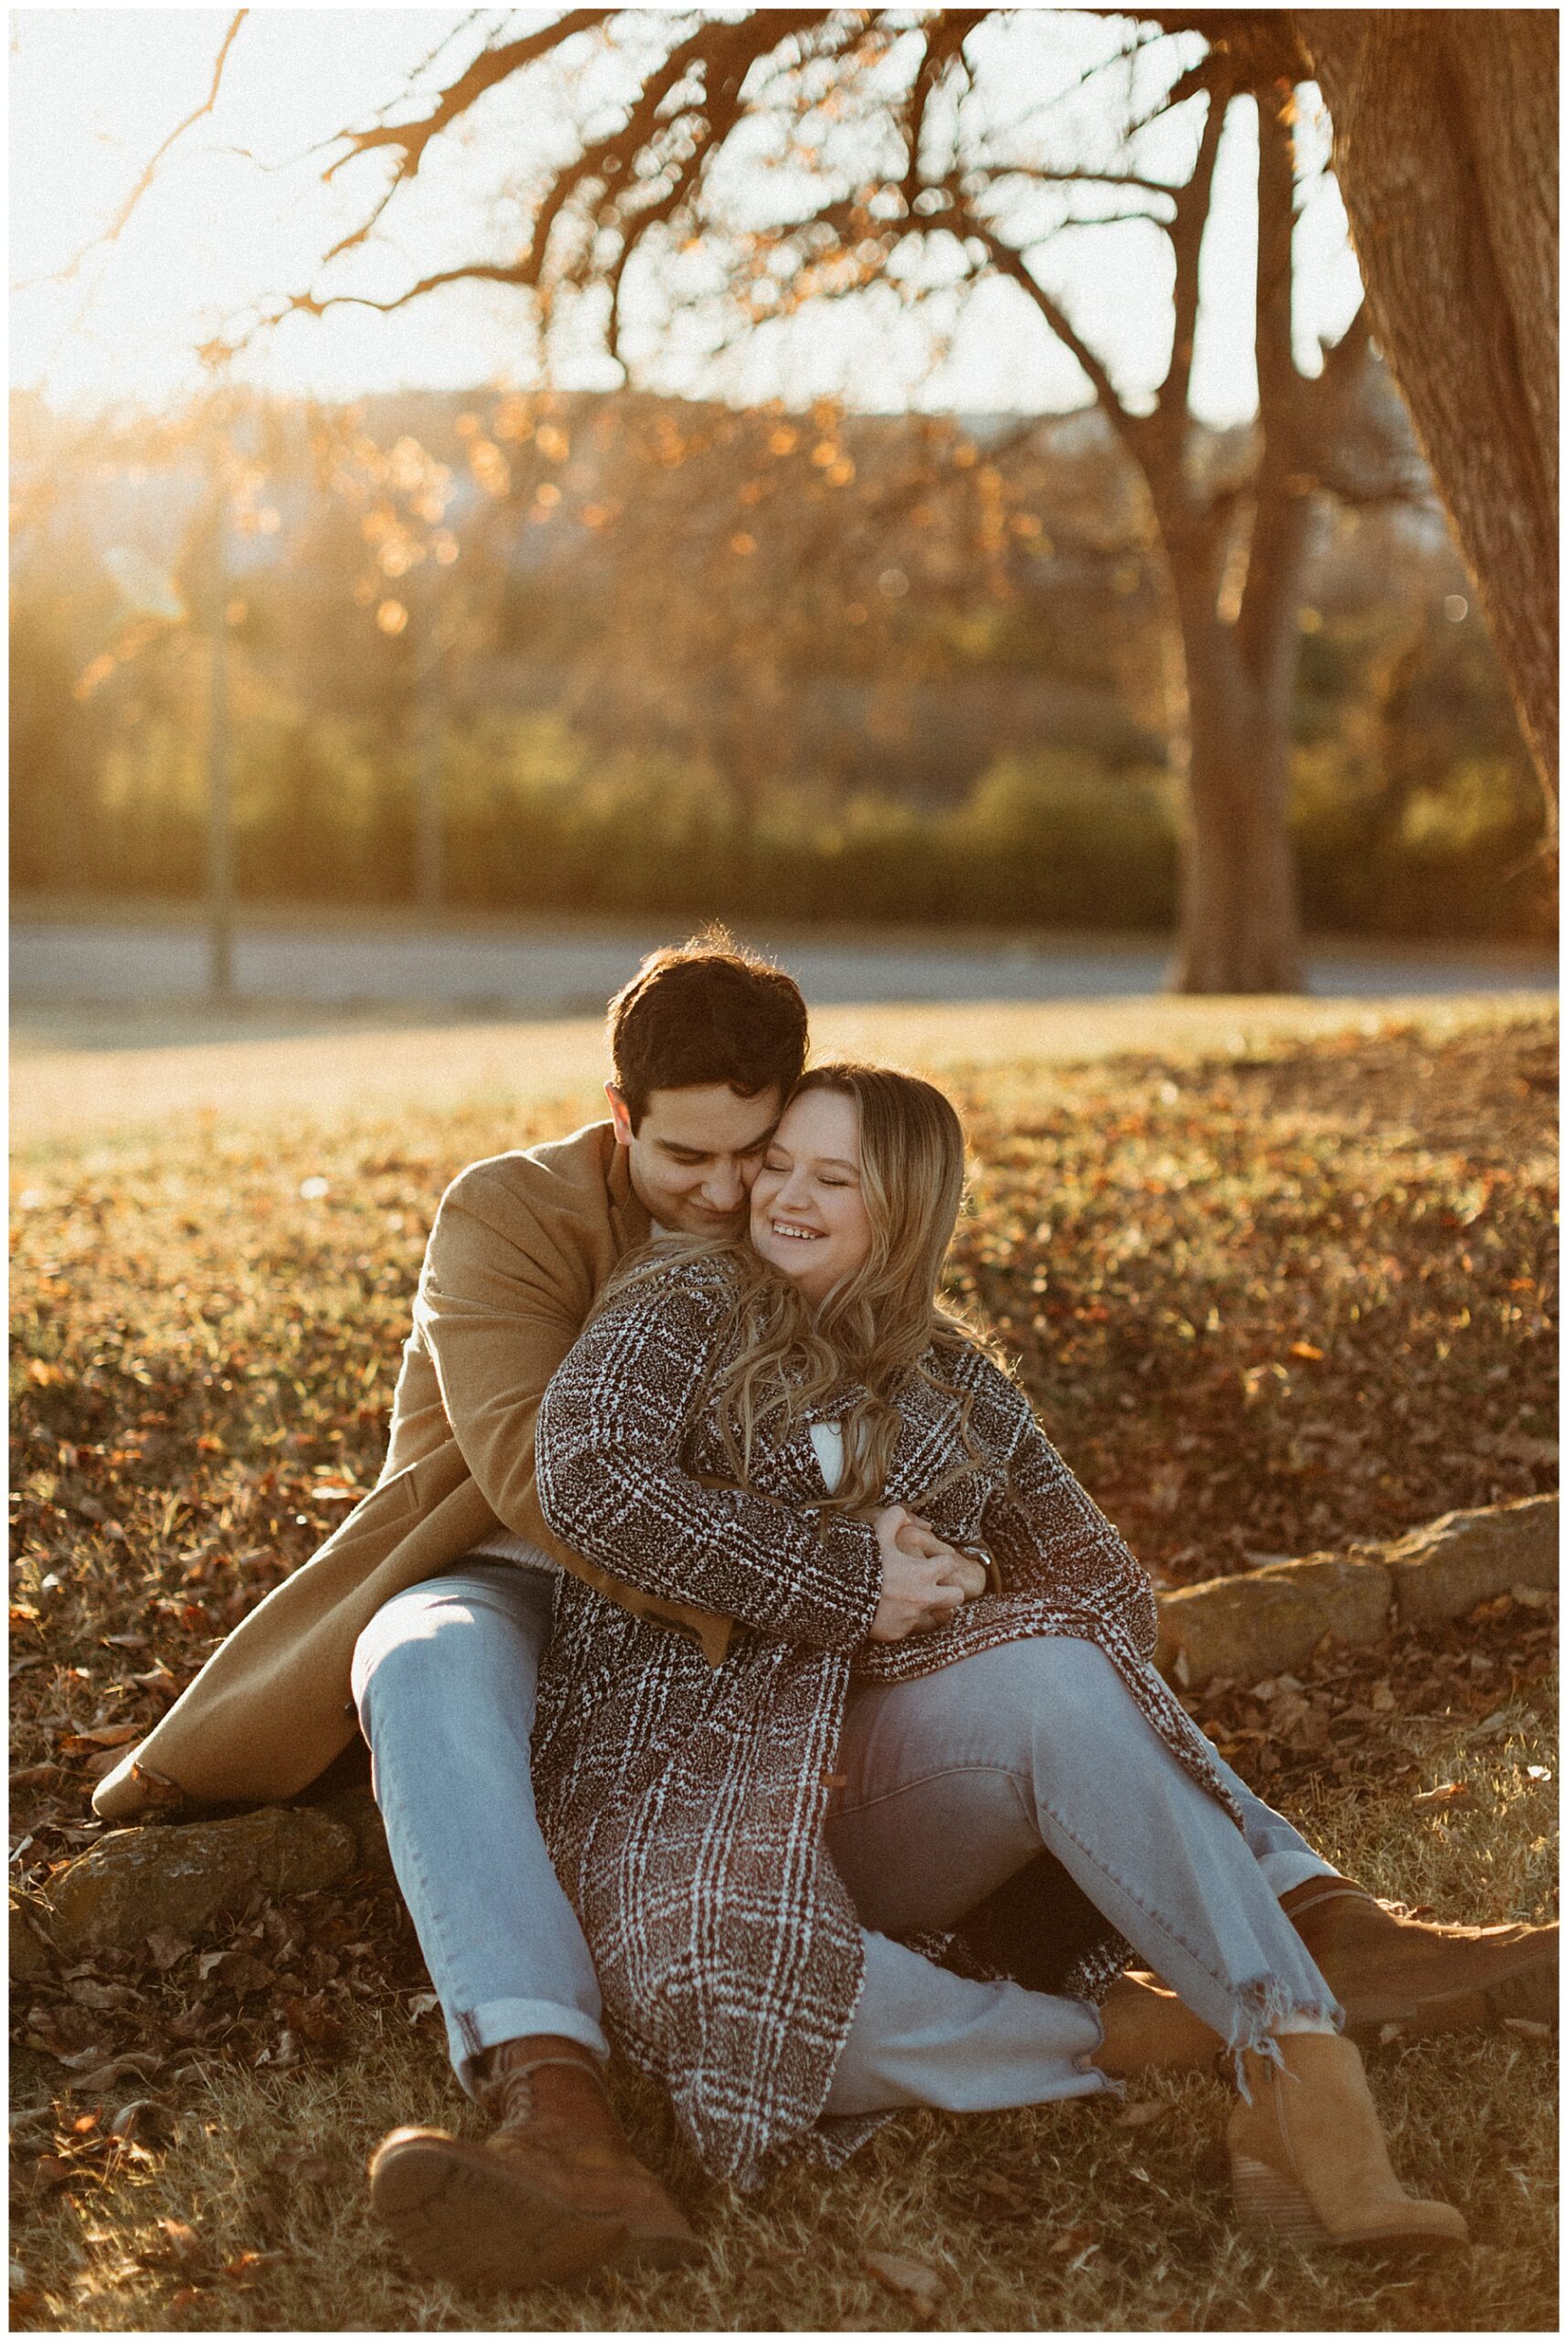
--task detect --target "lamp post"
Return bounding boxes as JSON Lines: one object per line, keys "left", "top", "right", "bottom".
{"left": 414, "top": 610, "right": 443, "bottom": 915}
{"left": 197, "top": 484, "right": 235, "bottom": 1005}
{"left": 105, "top": 400, "right": 254, "bottom": 1007}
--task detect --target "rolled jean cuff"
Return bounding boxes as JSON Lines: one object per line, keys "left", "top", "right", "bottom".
{"left": 1255, "top": 1849, "right": 1340, "bottom": 1898}
{"left": 452, "top": 1998, "right": 610, "bottom": 2096}
{"left": 1072, "top": 1999, "right": 1123, "bottom": 2094}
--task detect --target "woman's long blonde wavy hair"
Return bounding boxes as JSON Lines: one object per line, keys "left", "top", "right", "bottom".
{"left": 596, "top": 1063, "right": 996, "bottom": 1517}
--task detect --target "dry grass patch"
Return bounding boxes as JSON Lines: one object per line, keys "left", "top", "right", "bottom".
{"left": 10, "top": 1690, "right": 1557, "bottom": 2333}
{"left": 11, "top": 990, "right": 1554, "bottom": 1147}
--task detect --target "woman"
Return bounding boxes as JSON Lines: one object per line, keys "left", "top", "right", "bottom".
{"left": 527, "top": 1064, "right": 1467, "bottom": 2252}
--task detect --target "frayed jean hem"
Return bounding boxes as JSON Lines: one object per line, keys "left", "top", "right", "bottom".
{"left": 1224, "top": 1976, "right": 1345, "bottom": 2102}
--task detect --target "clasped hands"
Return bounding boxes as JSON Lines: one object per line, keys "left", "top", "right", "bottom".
{"left": 867, "top": 1502, "right": 989, "bottom": 1643}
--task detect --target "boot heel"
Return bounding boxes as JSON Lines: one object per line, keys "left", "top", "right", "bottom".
{"left": 1230, "top": 2150, "right": 1328, "bottom": 2241}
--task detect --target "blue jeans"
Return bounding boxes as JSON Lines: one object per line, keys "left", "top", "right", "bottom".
{"left": 824, "top": 1635, "right": 1339, "bottom": 2112}
{"left": 352, "top": 1563, "right": 607, "bottom": 2083}
{"left": 352, "top": 1562, "right": 1340, "bottom": 2113}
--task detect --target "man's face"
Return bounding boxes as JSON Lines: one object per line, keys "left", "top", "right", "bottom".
{"left": 606, "top": 1081, "right": 784, "bottom": 1236}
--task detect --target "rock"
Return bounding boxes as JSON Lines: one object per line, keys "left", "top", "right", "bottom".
{"left": 1381, "top": 1495, "right": 1558, "bottom": 1630}
{"left": 10, "top": 1889, "right": 57, "bottom": 1983}
{"left": 47, "top": 1806, "right": 358, "bottom": 1957}
{"left": 1155, "top": 1555, "right": 1392, "bottom": 1689}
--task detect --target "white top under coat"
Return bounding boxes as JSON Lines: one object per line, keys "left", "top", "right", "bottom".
{"left": 809, "top": 1419, "right": 847, "bottom": 1495}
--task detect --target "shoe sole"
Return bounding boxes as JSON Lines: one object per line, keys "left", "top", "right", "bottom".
{"left": 1341, "top": 1946, "right": 1558, "bottom": 2042}
{"left": 369, "top": 2133, "right": 702, "bottom": 2291}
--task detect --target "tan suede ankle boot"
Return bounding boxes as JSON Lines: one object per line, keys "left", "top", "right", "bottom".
{"left": 1282, "top": 1877, "right": 1557, "bottom": 2041}
{"left": 1227, "top": 2031, "right": 1467, "bottom": 2255}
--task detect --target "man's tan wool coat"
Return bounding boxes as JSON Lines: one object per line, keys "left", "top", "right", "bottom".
{"left": 93, "top": 1124, "right": 733, "bottom": 1824}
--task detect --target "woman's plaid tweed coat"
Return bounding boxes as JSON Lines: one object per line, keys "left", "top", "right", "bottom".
{"left": 531, "top": 1253, "right": 1241, "bottom": 2190}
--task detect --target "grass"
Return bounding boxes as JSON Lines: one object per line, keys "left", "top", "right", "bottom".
{"left": 9, "top": 1002, "right": 1559, "bottom": 2330}
{"left": 11, "top": 1692, "right": 1558, "bottom": 2334}
{"left": 10, "top": 989, "right": 1557, "bottom": 1143}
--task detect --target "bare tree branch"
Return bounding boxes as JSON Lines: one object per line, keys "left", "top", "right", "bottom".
{"left": 897, "top": 11, "right": 986, "bottom": 210}
{"left": 16, "top": 12, "right": 246, "bottom": 291}
{"left": 322, "top": 11, "right": 613, "bottom": 186}
{"left": 953, "top": 201, "right": 1146, "bottom": 452}
{"left": 294, "top": 11, "right": 847, "bottom": 352}
{"left": 985, "top": 165, "right": 1180, "bottom": 199}
{"left": 276, "top": 256, "right": 542, "bottom": 328}
{"left": 1253, "top": 86, "right": 1299, "bottom": 433}
{"left": 1156, "top": 67, "right": 1230, "bottom": 424}
{"left": 1085, "top": 8, "right": 1306, "bottom": 84}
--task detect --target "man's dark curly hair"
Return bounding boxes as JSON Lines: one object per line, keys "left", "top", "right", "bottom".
{"left": 607, "top": 928, "right": 808, "bottom": 1130}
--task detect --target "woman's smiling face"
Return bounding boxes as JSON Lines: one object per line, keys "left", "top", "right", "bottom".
{"left": 749, "top": 1087, "right": 874, "bottom": 1305}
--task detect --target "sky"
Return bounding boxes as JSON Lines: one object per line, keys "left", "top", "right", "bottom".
{"left": 9, "top": 7, "right": 1365, "bottom": 423}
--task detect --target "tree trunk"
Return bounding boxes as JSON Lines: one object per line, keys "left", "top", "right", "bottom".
{"left": 1164, "top": 549, "right": 1308, "bottom": 994}
{"left": 1295, "top": 9, "right": 1558, "bottom": 801}
{"left": 1158, "top": 91, "right": 1315, "bottom": 995}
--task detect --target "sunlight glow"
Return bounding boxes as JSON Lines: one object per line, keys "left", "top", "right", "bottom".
{"left": 10, "top": 10, "right": 1364, "bottom": 422}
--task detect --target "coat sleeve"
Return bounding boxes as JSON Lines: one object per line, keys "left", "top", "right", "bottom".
{"left": 411, "top": 1160, "right": 735, "bottom": 1666}
{"left": 535, "top": 1263, "right": 884, "bottom": 1652}
{"left": 969, "top": 1355, "right": 1160, "bottom": 1656}
{"left": 411, "top": 1159, "right": 604, "bottom": 1570}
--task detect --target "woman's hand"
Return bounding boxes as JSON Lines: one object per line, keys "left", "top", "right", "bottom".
{"left": 867, "top": 1504, "right": 984, "bottom": 1641}
{"left": 891, "top": 1513, "right": 990, "bottom": 1599}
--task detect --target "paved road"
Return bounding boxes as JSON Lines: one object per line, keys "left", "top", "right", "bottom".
{"left": 10, "top": 917, "right": 1557, "bottom": 1017}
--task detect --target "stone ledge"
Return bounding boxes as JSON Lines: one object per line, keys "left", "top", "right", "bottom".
{"left": 21, "top": 1494, "right": 1557, "bottom": 1961}
{"left": 1153, "top": 1493, "right": 1556, "bottom": 1689}
{"left": 1377, "top": 1496, "right": 1559, "bottom": 1630}
{"left": 1154, "top": 1555, "right": 1392, "bottom": 1687}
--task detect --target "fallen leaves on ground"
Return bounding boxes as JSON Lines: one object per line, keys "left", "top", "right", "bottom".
{"left": 1189, "top": 1587, "right": 1558, "bottom": 1804}
{"left": 1413, "top": 1781, "right": 1477, "bottom": 1814}
{"left": 862, "top": 2249, "right": 946, "bottom": 2316}
{"left": 11, "top": 1869, "right": 431, "bottom": 2123}
{"left": 944, "top": 1019, "right": 1556, "bottom": 1584}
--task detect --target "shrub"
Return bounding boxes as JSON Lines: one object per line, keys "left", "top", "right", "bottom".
{"left": 12, "top": 700, "right": 1553, "bottom": 943}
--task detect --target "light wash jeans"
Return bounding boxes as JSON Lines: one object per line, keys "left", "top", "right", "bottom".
{"left": 823, "top": 1635, "right": 1339, "bottom": 2112}
{"left": 352, "top": 1563, "right": 607, "bottom": 2082}
{"left": 351, "top": 1559, "right": 1340, "bottom": 2114}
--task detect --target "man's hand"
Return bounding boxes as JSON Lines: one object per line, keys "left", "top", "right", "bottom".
{"left": 867, "top": 1504, "right": 986, "bottom": 1641}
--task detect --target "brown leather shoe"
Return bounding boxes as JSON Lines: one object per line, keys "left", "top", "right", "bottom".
{"left": 368, "top": 2034, "right": 701, "bottom": 2291}
{"left": 1093, "top": 1973, "right": 1224, "bottom": 2077}
{"left": 1283, "top": 1878, "right": 1558, "bottom": 2042}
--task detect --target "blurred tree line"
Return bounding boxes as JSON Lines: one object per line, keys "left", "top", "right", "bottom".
{"left": 9, "top": 384, "right": 1551, "bottom": 941}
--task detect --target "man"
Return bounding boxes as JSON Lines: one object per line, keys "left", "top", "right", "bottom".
{"left": 93, "top": 935, "right": 980, "bottom": 2278}
{"left": 95, "top": 931, "right": 1554, "bottom": 2291}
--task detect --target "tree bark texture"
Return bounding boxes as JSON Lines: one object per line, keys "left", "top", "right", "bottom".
{"left": 1157, "top": 486, "right": 1316, "bottom": 994}
{"left": 1296, "top": 10, "right": 1558, "bottom": 799}
{"left": 1155, "top": 91, "right": 1317, "bottom": 993}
